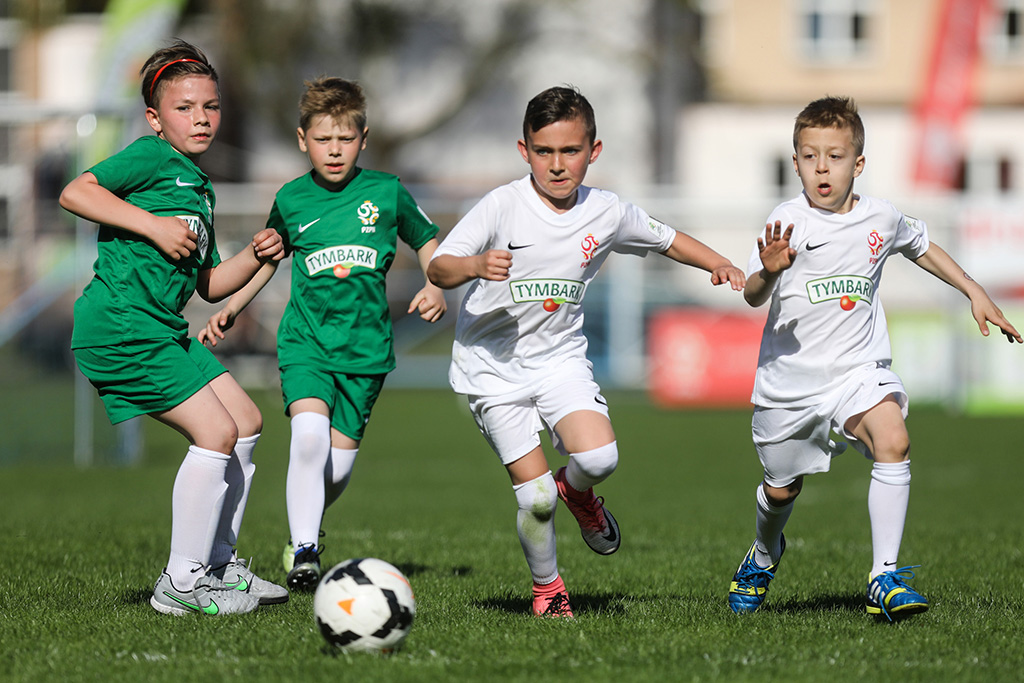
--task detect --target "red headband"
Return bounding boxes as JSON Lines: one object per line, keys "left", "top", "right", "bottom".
{"left": 148, "top": 58, "right": 202, "bottom": 101}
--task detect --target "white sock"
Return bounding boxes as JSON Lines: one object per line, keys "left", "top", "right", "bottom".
{"left": 209, "top": 433, "right": 259, "bottom": 568}
{"left": 565, "top": 441, "right": 618, "bottom": 491}
{"left": 166, "top": 445, "right": 231, "bottom": 589}
{"left": 325, "top": 447, "right": 358, "bottom": 508}
{"left": 869, "top": 460, "right": 911, "bottom": 578}
{"left": 514, "top": 472, "right": 558, "bottom": 585}
{"left": 286, "top": 412, "right": 331, "bottom": 548}
{"left": 754, "top": 483, "right": 793, "bottom": 567}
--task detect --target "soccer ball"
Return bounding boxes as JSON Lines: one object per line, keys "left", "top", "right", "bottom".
{"left": 313, "top": 557, "right": 416, "bottom": 653}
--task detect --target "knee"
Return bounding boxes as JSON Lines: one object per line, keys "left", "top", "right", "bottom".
{"left": 571, "top": 441, "right": 619, "bottom": 480}
{"left": 872, "top": 433, "right": 911, "bottom": 464}
{"left": 235, "top": 401, "right": 263, "bottom": 438}
{"left": 515, "top": 472, "right": 558, "bottom": 522}
{"left": 764, "top": 478, "right": 801, "bottom": 507}
{"left": 205, "top": 421, "right": 239, "bottom": 456}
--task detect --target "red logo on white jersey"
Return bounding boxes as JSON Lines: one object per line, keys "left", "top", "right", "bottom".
{"left": 580, "top": 233, "right": 599, "bottom": 268}
{"left": 867, "top": 230, "right": 883, "bottom": 264}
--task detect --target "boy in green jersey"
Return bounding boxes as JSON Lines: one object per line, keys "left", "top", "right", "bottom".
{"left": 200, "top": 77, "right": 446, "bottom": 590}
{"left": 60, "top": 41, "right": 288, "bottom": 616}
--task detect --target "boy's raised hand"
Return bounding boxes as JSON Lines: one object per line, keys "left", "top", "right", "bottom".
{"left": 477, "top": 249, "right": 512, "bottom": 281}
{"left": 198, "top": 307, "right": 238, "bottom": 348}
{"left": 252, "top": 228, "right": 284, "bottom": 262}
{"left": 758, "top": 220, "right": 797, "bottom": 274}
{"left": 408, "top": 284, "right": 447, "bottom": 323}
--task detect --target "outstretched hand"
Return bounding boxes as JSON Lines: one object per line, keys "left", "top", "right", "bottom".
{"left": 971, "top": 296, "right": 1023, "bottom": 343}
{"left": 710, "top": 265, "right": 746, "bottom": 290}
{"left": 407, "top": 285, "right": 447, "bottom": 323}
{"left": 197, "top": 308, "right": 237, "bottom": 348}
{"left": 758, "top": 220, "right": 797, "bottom": 274}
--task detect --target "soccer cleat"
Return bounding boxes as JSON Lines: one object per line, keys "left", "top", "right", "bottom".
{"left": 150, "top": 570, "right": 259, "bottom": 616}
{"left": 866, "top": 566, "right": 929, "bottom": 621}
{"left": 532, "top": 576, "right": 574, "bottom": 618}
{"left": 554, "top": 466, "right": 620, "bottom": 555}
{"left": 218, "top": 558, "right": 289, "bottom": 605}
{"left": 728, "top": 536, "right": 785, "bottom": 614}
{"left": 286, "top": 543, "right": 323, "bottom": 591}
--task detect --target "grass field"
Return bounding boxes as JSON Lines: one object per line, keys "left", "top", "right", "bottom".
{"left": 1, "top": 356, "right": 1023, "bottom": 682}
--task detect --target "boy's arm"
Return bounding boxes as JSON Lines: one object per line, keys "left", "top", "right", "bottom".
{"left": 913, "top": 242, "right": 1022, "bottom": 342}
{"left": 745, "top": 221, "right": 796, "bottom": 307}
{"left": 195, "top": 229, "right": 284, "bottom": 303}
{"left": 427, "top": 249, "right": 513, "bottom": 289}
{"left": 198, "top": 259, "right": 281, "bottom": 347}
{"left": 59, "top": 172, "right": 198, "bottom": 261}
{"left": 407, "top": 238, "right": 447, "bottom": 322}
{"left": 661, "top": 230, "right": 746, "bottom": 291}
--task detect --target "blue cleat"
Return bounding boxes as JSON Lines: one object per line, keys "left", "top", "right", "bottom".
{"left": 728, "top": 536, "right": 784, "bottom": 614}
{"left": 866, "top": 566, "right": 929, "bottom": 621}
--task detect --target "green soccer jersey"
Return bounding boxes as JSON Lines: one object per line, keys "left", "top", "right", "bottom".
{"left": 271, "top": 168, "right": 438, "bottom": 373}
{"left": 71, "top": 135, "right": 220, "bottom": 348}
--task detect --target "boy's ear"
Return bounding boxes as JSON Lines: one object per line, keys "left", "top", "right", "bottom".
{"left": 296, "top": 127, "right": 307, "bottom": 152}
{"left": 588, "top": 138, "right": 603, "bottom": 164}
{"left": 145, "top": 107, "right": 162, "bottom": 135}
{"left": 853, "top": 154, "right": 865, "bottom": 177}
{"left": 361, "top": 127, "right": 369, "bottom": 150}
{"left": 517, "top": 138, "right": 529, "bottom": 163}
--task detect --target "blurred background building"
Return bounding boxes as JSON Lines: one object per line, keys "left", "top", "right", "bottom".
{"left": 2, "top": 0, "right": 1023, "bottom": 427}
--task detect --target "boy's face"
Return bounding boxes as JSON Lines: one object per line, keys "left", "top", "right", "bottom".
{"left": 297, "top": 114, "right": 367, "bottom": 188}
{"left": 145, "top": 75, "right": 221, "bottom": 160}
{"left": 518, "top": 117, "right": 602, "bottom": 213}
{"left": 793, "top": 125, "right": 865, "bottom": 214}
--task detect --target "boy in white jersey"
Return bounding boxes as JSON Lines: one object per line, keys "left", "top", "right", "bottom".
{"left": 428, "top": 85, "right": 745, "bottom": 617}
{"left": 728, "top": 96, "right": 1021, "bottom": 620}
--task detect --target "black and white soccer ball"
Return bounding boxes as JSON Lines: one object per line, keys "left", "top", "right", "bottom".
{"left": 313, "top": 557, "right": 416, "bottom": 653}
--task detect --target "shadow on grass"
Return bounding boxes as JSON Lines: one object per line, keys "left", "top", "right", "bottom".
{"left": 395, "top": 562, "right": 474, "bottom": 579}
{"left": 124, "top": 586, "right": 154, "bottom": 606}
{"left": 474, "top": 591, "right": 629, "bottom": 616}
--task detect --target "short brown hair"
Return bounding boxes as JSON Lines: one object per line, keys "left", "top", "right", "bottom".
{"left": 794, "top": 96, "right": 865, "bottom": 155}
{"left": 523, "top": 85, "right": 596, "bottom": 146}
{"left": 140, "top": 40, "right": 217, "bottom": 109}
{"left": 298, "top": 77, "right": 367, "bottom": 132}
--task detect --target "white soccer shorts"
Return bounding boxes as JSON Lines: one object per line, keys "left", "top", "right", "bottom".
{"left": 752, "top": 362, "right": 909, "bottom": 487}
{"left": 467, "top": 359, "right": 610, "bottom": 465}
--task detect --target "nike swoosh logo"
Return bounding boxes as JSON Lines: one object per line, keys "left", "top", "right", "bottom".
{"left": 507, "top": 242, "right": 533, "bottom": 250}
{"left": 175, "top": 177, "right": 197, "bottom": 187}
{"left": 602, "top": 522, "right": 617, "bottom": 544}
{"left": 299, "top": 218, "right": 321, "bottom": 233}
{"left": 164, "top": 591, "right": 219, "bottom": 615}
{"left": 883, "top": 561, "right": 897, "bottom": 567}
{"left": 594, "top": 396, "right": 608, "bottom": 407}
{"left": 806, "top": 242, "right": 828, "bottom": 251}
{"left": 878, "top": 381, "right": 900, "bottom": 387}
{"left": 224, "top": 577, "right": 249, "bottom": 591}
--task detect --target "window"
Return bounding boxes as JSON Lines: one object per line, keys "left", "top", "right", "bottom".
{"left": 954, "top": 155, "right": 1015, "bottom": 194}
{"left": 987, "top": 0, "right": 1024, "bottom": 59}
{"left": 798, "top": 0, "right": 875, "bottom": 62}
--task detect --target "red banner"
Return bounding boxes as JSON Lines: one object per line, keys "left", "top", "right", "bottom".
{"left": 647, "top": 309, "right": 765, "bottom": 408}
{"left": 911, "top": 0, "right": 991, "bottom": 189}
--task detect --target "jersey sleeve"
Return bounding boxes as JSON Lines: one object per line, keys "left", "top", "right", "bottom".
{"left": 431, "top": 193, "right": 497, "bottom": 259}
{"left": 88, "top": 138, "right": 161, "bottom": 196}
{"left": 265, "top": 199, "right": 292, "bottom": 255}
{"left": 396, "top": 182, "right": 439, "bottom": 251}
{"left": 894, "top": 212, "right": 930, "bottom": 260}
{"left": 610, "top": 202, "right": 676, "bottom": 256}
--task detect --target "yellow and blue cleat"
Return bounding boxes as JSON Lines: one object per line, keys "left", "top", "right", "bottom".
{"left": 866, "top": 566, "right": 929, "bottom": 621}
{"left": 728, "top": 536, "right": 784, "bottom": 614}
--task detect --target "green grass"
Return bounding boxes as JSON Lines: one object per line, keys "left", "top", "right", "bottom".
{"left": 1, "top": 359, "right": 1022, "bottom": 682}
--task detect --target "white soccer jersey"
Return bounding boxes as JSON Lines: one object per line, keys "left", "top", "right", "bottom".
{"left": 747, "top": 193, "right": 930, "bottom": 407}
{"left": 434, "top": 175, "right": 675, "bottom": 397}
